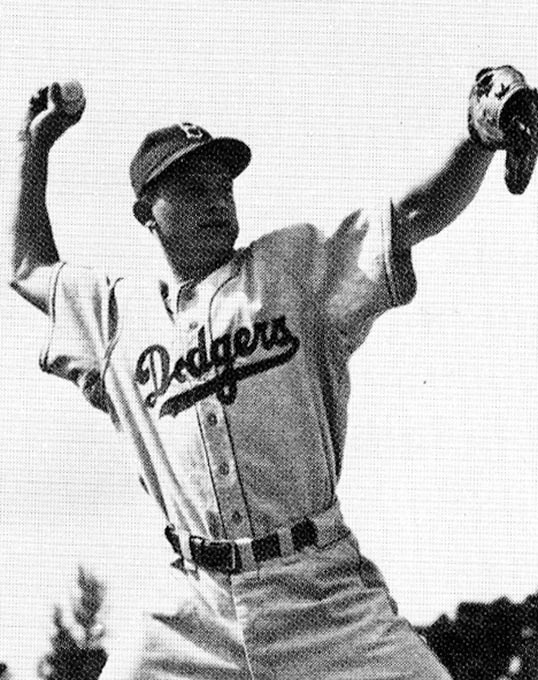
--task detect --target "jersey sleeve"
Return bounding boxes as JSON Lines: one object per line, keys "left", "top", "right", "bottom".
{"left": 251, "top": 202, "right": 415, "bottom": 354}
{"left": 39, "top": 262, "right": 119, "bottom": 413}
{"left": 318, "top": 201, "right": 416, "bottom": 352}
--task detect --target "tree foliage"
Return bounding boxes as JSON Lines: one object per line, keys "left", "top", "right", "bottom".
{"left": 418, "top": 594, "right": 538, "bottom": 680}
{"left": 37, "top": 566, "right": 107, "bottom": 680}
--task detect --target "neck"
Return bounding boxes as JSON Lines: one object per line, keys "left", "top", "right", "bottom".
{"left": 165, "top": 246, "right": 235, "bottom": 283}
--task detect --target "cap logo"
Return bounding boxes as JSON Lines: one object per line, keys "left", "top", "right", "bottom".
{"left": 179, "top": 122, "right": 206, "bottom": 140}
{"left": 130, "top": 123, "right": 251, "bottom": 200}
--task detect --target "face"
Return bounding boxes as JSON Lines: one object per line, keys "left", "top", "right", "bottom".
{"left": 148, "top": 157, "right": 239, "bottom": 275}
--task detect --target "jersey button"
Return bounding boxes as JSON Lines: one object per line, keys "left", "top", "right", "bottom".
{"left": 218, "top": 462, "right": 230, "bottom": 476}
{"left": 189, "top": 320, "right": 198, "bottom": 330}
{"left": 231, "top": 510, "right": 242, "bottom": 525}
{"left": 207, "top": 412, "right": 218, "bottom": 426}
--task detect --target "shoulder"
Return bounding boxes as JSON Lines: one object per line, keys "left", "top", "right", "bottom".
{"left": 52, "top": 262, "right": 120, "bottom": 293}
{"left": 252, "top": 222, "right": 324, "bottom": 248}
{"left": 249, "top": 223, "right": 326, "bottom": 268}
{"left": 49, "top": 262, "right": 123, "bottom": 322}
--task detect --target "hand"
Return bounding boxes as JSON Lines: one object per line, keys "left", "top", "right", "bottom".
{"left": 19, "top": 82, "right": 85, "bottom": 150}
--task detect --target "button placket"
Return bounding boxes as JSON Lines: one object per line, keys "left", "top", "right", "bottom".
{"left": 198, "top": 395, "right": 251, "bottom": 539}
{"left": 178, "top": 313, "right": 206, "bottom": 384}
{"left": 162, "top": 272, "right": 250, "bottom": 540}
{"left": 185, "top": 272, "right": 251, "bottom": 540}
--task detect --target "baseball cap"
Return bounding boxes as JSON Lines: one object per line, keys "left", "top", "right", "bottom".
{"left": 130, "top": 122, "right": 251, "bottom": 198}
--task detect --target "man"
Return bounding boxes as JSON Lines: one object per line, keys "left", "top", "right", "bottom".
{"left": 8, "top": 69, "right": 538, "bottom": 679}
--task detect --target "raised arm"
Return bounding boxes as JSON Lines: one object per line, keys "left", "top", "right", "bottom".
{"left": 7, "top": 83, "right": 85, "bottom": 313}
{"left": 393, "top": 65, "right": 538, "bottom": 249}
{"left": 393, "top": 137, "right": 494, "bottom": 249}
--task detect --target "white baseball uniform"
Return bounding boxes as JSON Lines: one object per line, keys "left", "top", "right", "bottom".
{"left": 40, "top": 203, "right": 451, "bottom": 679}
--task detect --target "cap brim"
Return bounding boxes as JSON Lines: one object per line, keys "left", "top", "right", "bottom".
{"left": 145, "top": 137, "right": 251, "bottom": 190}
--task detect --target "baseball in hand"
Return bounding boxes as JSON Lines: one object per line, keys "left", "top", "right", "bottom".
{"left": 60, "top": 80, "right": 85, "bottom": 115}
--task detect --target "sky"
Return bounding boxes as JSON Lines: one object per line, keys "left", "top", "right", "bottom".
{"left": 1, "top": 0, "right": 538, "bottom": 676}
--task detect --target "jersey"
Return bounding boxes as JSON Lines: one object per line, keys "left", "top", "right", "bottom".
{"left": 40, "top": 203, "right": 415, "bottom": 540}
{"left": 38, "top": 203, "right": 451, "bottom": 679}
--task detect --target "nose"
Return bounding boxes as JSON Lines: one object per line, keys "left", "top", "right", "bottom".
{"left": 208, "top": 192, "right": 233, "bottom": 214}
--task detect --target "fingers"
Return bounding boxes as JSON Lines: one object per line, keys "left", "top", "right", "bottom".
{"left": 19, "top": 86, "right": 50, "bottom": 142}
{"left": 48, "top": 81, "right": 62, "bottom": 107}
{"left": 48, "top": 81, "right": 85, "bottom": 121}
{"left": 28, "top": 86, "right": 49, "bottom": 116}
{"left": 20, "top": 81, "right": 85, "bottom": 148}
{"left": 26, "top": 81, "right": 73, "bottom": 119}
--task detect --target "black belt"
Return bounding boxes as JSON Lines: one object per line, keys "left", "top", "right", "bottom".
{"left": 165, "top": 518, "right": 318, "bottom": 575}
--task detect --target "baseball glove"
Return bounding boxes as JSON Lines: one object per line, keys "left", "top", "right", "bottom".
{"left": 468, "top": 65, "right": 538, "bottom": 194}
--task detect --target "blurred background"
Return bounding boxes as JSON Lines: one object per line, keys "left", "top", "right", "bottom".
{"left": 1, "top": 1, "right": 538, "bottom": 676}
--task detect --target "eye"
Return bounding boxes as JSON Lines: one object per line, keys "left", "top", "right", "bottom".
{"left": 188, "top": 181, "right": 206, "bottom": 197}
{"left": 172, "top": 178, "right": 206, "bottom": 198}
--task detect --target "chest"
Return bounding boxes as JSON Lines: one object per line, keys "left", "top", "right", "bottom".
{"left": 108, "top": 266, "right": 307, "bottom": 418}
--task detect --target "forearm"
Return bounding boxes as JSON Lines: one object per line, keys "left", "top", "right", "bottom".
{"left": 394, "top": 137, "right": 495, "bottom": 248}
{"left": 8, "top": 139, "right": 60, "bottom": 282}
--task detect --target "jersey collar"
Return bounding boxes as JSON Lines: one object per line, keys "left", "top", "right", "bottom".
{"left": 159, "top": 248, "right": 245, "bottom": 316}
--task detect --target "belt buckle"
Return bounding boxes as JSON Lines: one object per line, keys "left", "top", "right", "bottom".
{"left": 291, "top": 518, "right": 317, "bottom": 551}
{"left": 190, "top": 536, "right": 239, "bottom": 575}
{"left": 189, "top": 534, "right": 206, "bottom": 563}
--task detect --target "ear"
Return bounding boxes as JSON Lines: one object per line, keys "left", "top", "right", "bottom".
{"left": 133, "top": 197, "right": 154, "bottom": 226}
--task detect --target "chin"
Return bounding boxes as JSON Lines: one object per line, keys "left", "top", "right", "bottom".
{"left": 208, "top": 242, "right": 236, "bottom": 264}
{"left": 201, "top": 218, "right": 238, "bottom": 241}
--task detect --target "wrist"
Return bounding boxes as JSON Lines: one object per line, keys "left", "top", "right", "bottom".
{"left": 465, "top": 134, "right": 497, "bottom": 159}
{"left": 17, "top": 134, "right": 52, "bottom": 161}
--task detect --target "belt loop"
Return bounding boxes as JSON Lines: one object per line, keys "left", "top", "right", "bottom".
{"left": 170, "top": 526, "right": 197, "bottom": 573}
{"left": 312, "top": 500, "right": 347, "bottom": 548}
{"left": 276, "top": 526, "right": 295, "bottom": 558}
{"left": 235, "top": 537, "right": 257, "bottom": 573}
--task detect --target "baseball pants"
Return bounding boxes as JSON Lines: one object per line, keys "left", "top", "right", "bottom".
{"left": 100, "top": 506, "right": 452, "bottom": 680}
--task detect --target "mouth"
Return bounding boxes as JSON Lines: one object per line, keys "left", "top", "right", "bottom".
{"left": 199, "top": 218, "right": 230, "bottom": 231}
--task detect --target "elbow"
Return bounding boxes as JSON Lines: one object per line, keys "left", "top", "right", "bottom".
{"left": 6, "top": 263, "right": 52, "bottom": 314}
{"left": 8, "top": 274, "right": 28, "bottom": 293}
{"left": 7, "top": 276, "right": 19, "bottom": 291}
{"left": 394, "top": 194, "right": 461, "bottom": 247}
{"left": 6, "top": 259, "right": 32, "bottom": 290}
{"left": 7, "top": 252, "right": 57, "bottom": 286}
{"left": 7, "top": 270, "right": 31, "bottom": 298}
{"left": 6, "top": 261, "right": 24, "bottom": 291}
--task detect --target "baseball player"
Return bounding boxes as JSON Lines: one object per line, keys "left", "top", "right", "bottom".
{"left": 8, "top": 68, "right": 538, "bottom": 679}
